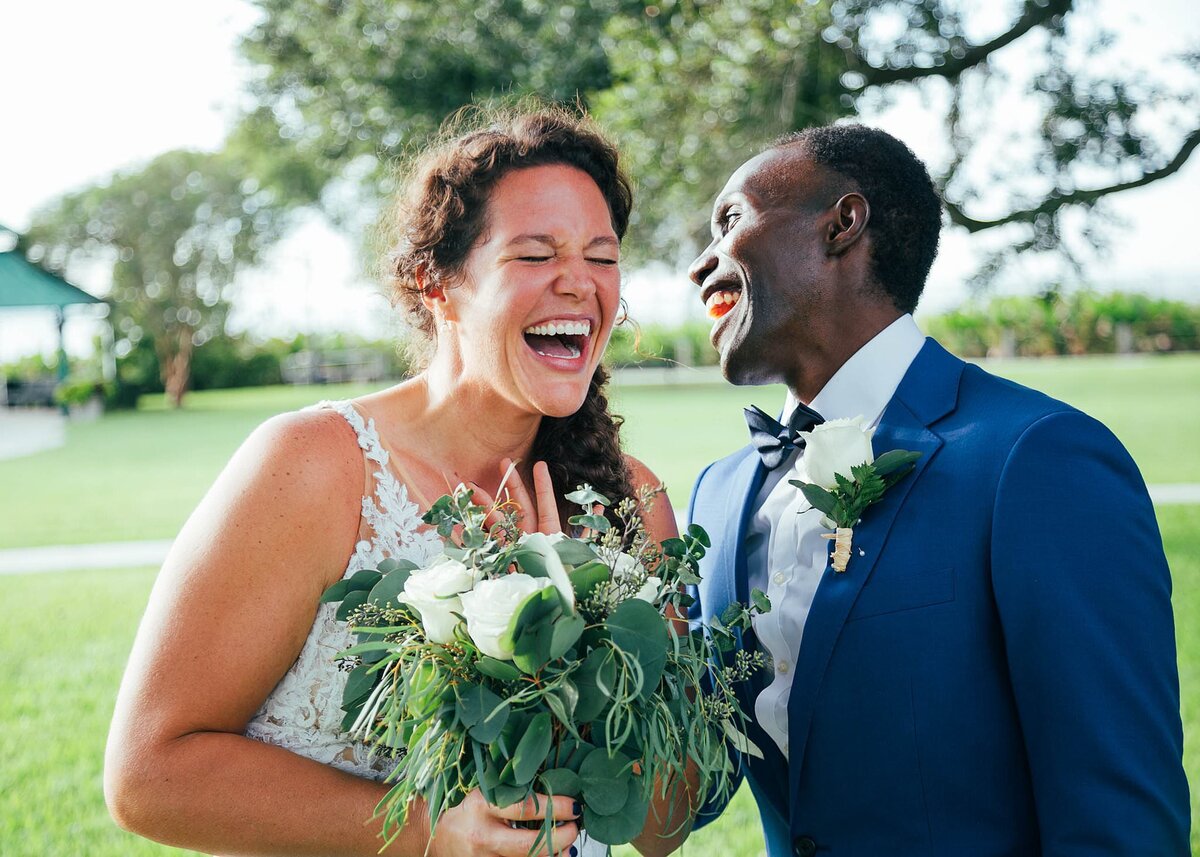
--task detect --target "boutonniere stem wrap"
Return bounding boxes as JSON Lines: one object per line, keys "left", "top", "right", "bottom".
{"left": 788, "top": 417, "right": 922, "bottom": 573}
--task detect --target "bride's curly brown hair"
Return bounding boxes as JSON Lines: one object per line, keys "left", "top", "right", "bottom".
{"left": 383, "top": 102, "right": 634, "bottom": 516}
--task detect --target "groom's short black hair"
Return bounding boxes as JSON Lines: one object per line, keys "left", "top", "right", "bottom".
{"left": 773, "top": 124, "right": 942, "bottom": 314}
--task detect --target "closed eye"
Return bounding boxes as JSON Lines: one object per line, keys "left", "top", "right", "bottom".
{"left": 587, "top": 257, "right": 618, "bottom": 266}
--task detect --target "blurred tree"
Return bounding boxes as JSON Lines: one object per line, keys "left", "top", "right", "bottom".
{"left": 25, "top": 150, "right": 286, "bottom": 407}
{"left": 235, "top": 0, "right": 1199, "bottom": 280}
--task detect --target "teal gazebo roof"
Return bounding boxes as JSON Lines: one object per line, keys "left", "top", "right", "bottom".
{"left": 0, "top": 247, "right": 104, "bottom": 309}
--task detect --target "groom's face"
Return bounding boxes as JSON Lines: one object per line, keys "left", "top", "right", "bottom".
{"left": 689, "top": 146, "right": 837, "bottom": 386}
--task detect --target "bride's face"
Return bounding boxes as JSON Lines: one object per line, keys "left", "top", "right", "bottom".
{"left": 439, "top": 164, "right": 621, "bottom": 418}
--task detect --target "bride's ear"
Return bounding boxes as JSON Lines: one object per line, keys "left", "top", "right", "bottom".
{"left": 417, "top": 265, "right": 457, "bottom": 325}
{"left": 825, "top": 193, "right": 870, "bottom": 256}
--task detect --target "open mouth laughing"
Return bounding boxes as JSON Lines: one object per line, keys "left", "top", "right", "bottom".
{"left": 522, "top": 318, "right": 593, "bottom": 362}
{"left": 704, "top": 287, "right": 742, "bottom": 320}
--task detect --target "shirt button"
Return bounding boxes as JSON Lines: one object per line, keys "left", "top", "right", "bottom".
{"left": 773, "top": 572, "right": 786, "bottom": 585}
{"left": 793, "top": 835, "right": 818, "bottom": 857}
{"left": 777, "top": 660, "right": 789, "bottom": 673}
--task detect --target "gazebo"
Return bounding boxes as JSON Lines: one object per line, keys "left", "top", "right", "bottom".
{"left": 0, "top": 224, "right": 106, "bottom": 401}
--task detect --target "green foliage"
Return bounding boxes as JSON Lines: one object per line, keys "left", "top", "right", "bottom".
{"left": 25, "top": 150, "right": 289, "bottom": 406}
{"left": 922, "top": 290, "right": 1200, "bottom": 358}
{"left": 230, "top": 0, "right": 1199, "bottom": 277}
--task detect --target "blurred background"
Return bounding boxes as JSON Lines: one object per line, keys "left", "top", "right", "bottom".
{"left": 1, "top": 1, "right": 1197, "bottom": 854}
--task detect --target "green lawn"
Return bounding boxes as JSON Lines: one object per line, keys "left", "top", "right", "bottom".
{"left": 1, "top": 353, "right": 1198, "bottom": 854}
{"left": 1, "top": 353, "right": 1197, "bottom": 550}
{"left": 2, "top": 506, "right": 1196, "bottom": 856}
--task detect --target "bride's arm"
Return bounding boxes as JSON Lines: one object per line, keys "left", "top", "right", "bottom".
{"left": 104, "top": 411, "right": 577, "bottom": 857}
{"left": 105, "top": 409, "right": 414, "bottom": 856}
{"left": 623, "top": 457, "right": 702, "bottom": 857}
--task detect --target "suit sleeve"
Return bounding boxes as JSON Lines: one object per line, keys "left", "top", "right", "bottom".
{"left": 990, "top": 410, "right": 1190, "bottom": 855}
{"left": 685, "top": 461, "right": 747, "bottom": 831}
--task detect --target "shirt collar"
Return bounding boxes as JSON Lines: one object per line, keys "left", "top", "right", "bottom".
{"left": 783, "top": 314, "right": 926, "bottom": 427}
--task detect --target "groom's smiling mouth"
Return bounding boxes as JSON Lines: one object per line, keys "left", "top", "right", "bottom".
{"left": 704, "top": 287, "right": 742, "bottom": 319}
{"left": 522, "top": 318, "right": 592, "bottom": 361}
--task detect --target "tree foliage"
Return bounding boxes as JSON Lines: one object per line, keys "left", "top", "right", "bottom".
{"left": 25, "top": 150, "right": 286, "bottom": 407}
{"left": 233, "top": 0, "right": 1198, "bottom": 283}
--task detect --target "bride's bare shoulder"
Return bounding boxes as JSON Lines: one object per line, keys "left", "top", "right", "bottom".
{"left": 234, "top": 406, "right": 363, "bottom": 489}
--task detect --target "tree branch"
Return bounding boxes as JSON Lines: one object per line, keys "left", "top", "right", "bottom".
{"left": 943, "top": 125, "right": 1200, "bottom": 232}
{"left": 852, "top": 0, "right": 1073, "bottom": 89}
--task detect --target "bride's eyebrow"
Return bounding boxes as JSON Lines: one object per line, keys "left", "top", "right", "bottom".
{"left": 505, "top": 234, "right": 558, "bottom": 248}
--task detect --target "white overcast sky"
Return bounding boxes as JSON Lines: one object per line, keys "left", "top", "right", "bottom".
{"left": 1, "top": 0, "right": 1197, "bottom": 361}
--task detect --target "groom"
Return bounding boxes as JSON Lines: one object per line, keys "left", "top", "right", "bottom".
{"left": 686, "top": 125, "right": 1189, "bottom": 856}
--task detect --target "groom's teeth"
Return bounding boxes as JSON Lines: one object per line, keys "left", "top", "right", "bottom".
{"left": 706, "top": 289, "right": 741, "bottom": 318}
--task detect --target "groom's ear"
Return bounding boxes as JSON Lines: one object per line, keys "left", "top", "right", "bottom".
{"left": 825, "top": 193, "right": 870, "bottom": 257}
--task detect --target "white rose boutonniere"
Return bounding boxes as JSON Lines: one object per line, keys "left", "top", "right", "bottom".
{"left": 397, "top": 557, "right": 479, "bottom": 643}
{"left": 801, "top": 417, "right": 876, "bottom": 489}
{"left": 459, "top": 573, "right": 554, "bottom": 660}
{"left": 791, "top": 417, "right": 922, "bottom": 573}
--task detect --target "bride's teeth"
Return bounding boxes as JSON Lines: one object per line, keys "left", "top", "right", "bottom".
{"left": 523, "top": 320, "right": 593, "bottom": 336}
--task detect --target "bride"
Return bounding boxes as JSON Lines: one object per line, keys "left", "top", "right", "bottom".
{"left": 105, "top": 106, "right": 690, "bottom": 857}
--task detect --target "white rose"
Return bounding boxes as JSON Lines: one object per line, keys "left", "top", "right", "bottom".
{"left": 516, "top": 531, "right": 576, "bottom": 612}
{"left": 611, "top": 553, "right": 663, "bottom": 604}
{"left": 798, "top": 416, "right": 876, "bottom": 490}
{"left": 459, "top": 573, "right": 553, "bottom": 660}
{"left": 398, "top": 557, "right": 478, "bottom": 644}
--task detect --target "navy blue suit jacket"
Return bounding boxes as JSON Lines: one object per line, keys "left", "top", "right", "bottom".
{"left": 688, "top": 339, "right": 1189, "bottom": 856}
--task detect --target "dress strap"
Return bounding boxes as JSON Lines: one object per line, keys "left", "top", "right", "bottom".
{"left": 313, "top": 399, "right": 390, "bottom": 470}
{"left": 311, "top": 400, "right": 436, "bottom": 567}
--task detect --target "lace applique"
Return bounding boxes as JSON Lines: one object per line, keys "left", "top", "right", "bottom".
{"left": 244, "top": 399, "right": 441, "bottom": 781}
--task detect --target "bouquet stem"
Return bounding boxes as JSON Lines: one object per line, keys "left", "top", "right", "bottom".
{"left": 821, "top": 527, "right": 854, "bottom": 573}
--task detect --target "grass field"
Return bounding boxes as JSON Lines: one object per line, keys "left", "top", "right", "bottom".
{"left": 1, "top": 353, "right": 1198, "bottom": 855}
{"left": 1, "top": 353, "right": 1197, "bottom": 550}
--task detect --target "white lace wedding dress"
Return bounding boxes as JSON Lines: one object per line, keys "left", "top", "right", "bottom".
{"left": 243, "top": 400, "right": 607, "bottom": 855}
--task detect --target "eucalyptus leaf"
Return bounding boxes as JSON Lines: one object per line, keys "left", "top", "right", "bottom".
{"left": 346, "top": 568, "right": 383, "bottom": 592}
{"left": 367, "top": 567, "right": 412, "bottom": 607}
{"left": 583, "top": 785, "right": 649, "bottom": 845}
{"left": 375, "top": 557, "right": 419, "bottom": 575}
{"left": 564, "top": 485, "right": 611, "bottom": 507}
{"left": 549, "top": 613, "right": 585, "bottom": 660}
{"left": 579, "top": 748, "right": 632, "bottom": 815}
{"left": 685, "top": 523, "right": 711, "bottom": 548}
{"left": 342, "top": 663, "right": 376, "bottom": 709}
{"left": 335, "top": 588, "right": 369, "bottom": 621}
{"left": 512, "top": 549, "right": 548, "bottom": 578}
{"left": 606, "top": 598, "right": 669, "bottom": 699}
{"left": 511, "top": 712, "right": 553, "bottom": 786}
{"left": 574, "top": 648, "right": 617, "bottom": 721}
{"left": 553, "top": 538, "right": 599, "bottom": 566}
{"left": 493, "top": 782, "right": 529, "bottom": 809}
{"left": 475, "top": 656, "right": 522, "bottom": 682}
{"left": 319, "top": 578, "right": 350, "bottom": 604}
{"left": 539, "top": 768, "right": 582, "bottom": 797}
{"left": 568, "top": 560, "right": 610, "bottom": 601}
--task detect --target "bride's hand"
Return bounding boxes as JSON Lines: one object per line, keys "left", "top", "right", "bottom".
{"left": 428, "top": 789, "right": 581, "bottom": 857}
{"left": 469, "top": 459, "right": 562, "bottom": 535}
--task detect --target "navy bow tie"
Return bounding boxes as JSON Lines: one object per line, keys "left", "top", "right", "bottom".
{"left": 744, "top": 403, "right": 825, "bottom": 469}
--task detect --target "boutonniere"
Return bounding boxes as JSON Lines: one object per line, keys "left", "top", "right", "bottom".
{"left": 789, "top": 417, "right": 921, "bottom": 573}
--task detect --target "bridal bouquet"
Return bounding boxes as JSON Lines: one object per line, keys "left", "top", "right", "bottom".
{"left": 322, "top": 482, "right": 769, "bottom": 851}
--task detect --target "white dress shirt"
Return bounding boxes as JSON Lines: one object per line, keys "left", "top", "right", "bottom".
{"left": 745, "top": 314, "right": 926, "bottom": 759}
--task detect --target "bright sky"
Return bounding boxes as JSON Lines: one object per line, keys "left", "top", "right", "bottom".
{"left": 1, "top": 0, "right": 1197, "bottom": 361}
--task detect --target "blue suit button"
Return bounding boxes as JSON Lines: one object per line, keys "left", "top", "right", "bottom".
{"left": 793, "top": 835, "right": 817, "bottom": 857}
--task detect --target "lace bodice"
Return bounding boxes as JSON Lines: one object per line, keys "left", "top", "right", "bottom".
{"left": 243, "top": 400, "right": 442, "bottom": 779}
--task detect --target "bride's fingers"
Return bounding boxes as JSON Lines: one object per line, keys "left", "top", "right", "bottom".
{"left": 493, "top": 793, "right": 579, "bottom": 823}
{"left": 532, "top": 461, "right": 561, "bottom": 534}
{"left": 492, "top": 821, "right": 580, "bottom": 857}
{"left": 500, "top": 458, "right": 539, "bottom": 532}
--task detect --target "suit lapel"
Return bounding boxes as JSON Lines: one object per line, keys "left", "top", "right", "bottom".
{"left": 785, "top": 338, "right": 962, "bottom": 817}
